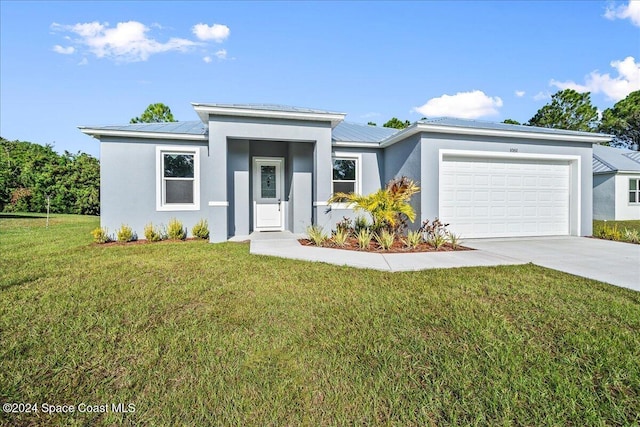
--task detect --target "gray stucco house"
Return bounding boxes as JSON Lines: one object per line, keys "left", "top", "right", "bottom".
{"left": 80, "top": 103, "right": 611, "bottom": 242}
{"left": 593, "top": 143, "right": 640, "bottom": 220}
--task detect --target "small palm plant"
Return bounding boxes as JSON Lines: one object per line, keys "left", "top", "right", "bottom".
{"left": 356, "top": 228, "right": 373, "bottom": 250}
{"left": 306, "top": 225, "right": 328, "bottom": 246}
{"left": 328, "top": 176, "right": 420, "bottom": 233}
{"left": 374, "top": 230, "right": 396, "bottom": 250}
{"left": 403, "top": 230, "right": 423, "bottom": 249}
{"left": 331, "top": 228, "right": 349, "bottom": 247}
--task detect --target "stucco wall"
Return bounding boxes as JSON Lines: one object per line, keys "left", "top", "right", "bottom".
{"left": 420, "top": 133, "right": 593, "bottom": 236}
{"left": 100, "top": 137, "right": 209, "bottom": 239}
{"left": 383, "top": 134, "right": 422, "bottom": 229}
{"left": 593, "top": 173, "right": 615, "bottom": 220}
{"left": 615, "top": 174, "right": 640, "bottom": 220}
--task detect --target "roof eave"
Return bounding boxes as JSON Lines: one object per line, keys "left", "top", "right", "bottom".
{"left": 380, "top": 123, "right": 612, "bottom": 147}
{"left": 78, "top": 127, "right": 207, "bottom": 141}
{"left": 192, "top": 103, "right": 346, "bottom": 128}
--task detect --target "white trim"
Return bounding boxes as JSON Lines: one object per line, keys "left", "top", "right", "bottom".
{"left": 208, "top": 201, "right": 229, "bottom": 207}
{"left": 438, "top": 149, "right": 582, "bottom": 236}
{"left": 330, "top": 152, "right": 362, "bottom": 209}
{"left": 377, "top": 123, "right": 611, "bottom": 149}
{"left": 192, "top": 103, "right": 346, "bottom": 128}
{"left": 156, "top": 146, "right": 201, "bottom": 211}
{"left": 80, "top": 128, "right": 207, "bottom": 141}
{"left": 252, "top": 157, "right": 285, "bottom": 231}
{"left": 313, "top": 201, "right": 329, "bottom": 206}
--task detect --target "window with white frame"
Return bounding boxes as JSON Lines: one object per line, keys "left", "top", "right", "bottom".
{"left": 157, "top": 147, "right": 200, "bottom": 210}
{"left": 332, "top": 155, "right": 359, "bottom": 195}
{"left": 630, "top": 178, "right": 640, "bottom": 204}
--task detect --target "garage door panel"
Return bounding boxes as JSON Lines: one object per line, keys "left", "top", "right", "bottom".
{"left": 440, "top": 156, "right": 570, "bottom": 238}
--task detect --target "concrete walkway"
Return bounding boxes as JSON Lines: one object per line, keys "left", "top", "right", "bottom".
{"left": 248, "top": 231, "right": 524, "bottom": 271}
{"left": 247, "top": 232, "right": 639, "bottom": 292}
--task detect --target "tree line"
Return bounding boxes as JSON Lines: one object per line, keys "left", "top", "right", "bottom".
{"left": 0, "top": 138, "right": 100, "bottom": 215}
{"left": 372, "top": 89, "right": 640, "bottom": 148}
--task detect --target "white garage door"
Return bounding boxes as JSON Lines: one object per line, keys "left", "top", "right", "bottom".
{"left": 440, "top": 156, "right": 570, "bottom": 238}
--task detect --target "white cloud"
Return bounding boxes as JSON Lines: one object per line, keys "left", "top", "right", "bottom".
{"left": 515, "top": 90, "right": 526, "bottom": 97}
{"left": 53, "top": 44, "right": 75, "bottom": 54}
{"left": 604, "top": 1, "right": 640, "bottom": 26}
{"left": 51, "top": 20, "right": 200, "bottom": 62}
{"left": 413, "top": 90, "right": 503, "bottom": 119}
{"left": 78, "top": 57, "right": 88, "bottom": 66}
{"left": 192, "top": 23, "right": 230, "bottom": 42}
{"left": 550, "top": 56, "right": 640, "bottom": 101}
{"left": 215, "top": 49, "right": 227, "bottom": 59}
{"left": 203, "top": 56, "right": 212, "bottom": 63}
{"left": 533, "top": 91, "right": 551, "bottom": 101}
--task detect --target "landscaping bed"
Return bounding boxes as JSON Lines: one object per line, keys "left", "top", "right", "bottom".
{"left": 299, "top": 237, "right": 471, "bottom": 253}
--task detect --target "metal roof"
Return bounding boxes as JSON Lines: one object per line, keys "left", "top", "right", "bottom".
{"left": 332, "top": 122, "right": 399, "bottom": 143}
{"left": 80, "top": 121, "right": 207, "bottom": 135}
{"left": 592, "top": 144, "right": 640, "bottom": 173}
{"left": 419, "top": 117, "right": 608, "bottom": 138}
{"left": 191, "top": 103, "right": 344, "bottom": 115}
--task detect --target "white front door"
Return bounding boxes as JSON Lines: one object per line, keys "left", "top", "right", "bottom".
{"left": 253, "top": 157, "right": 284, "bottom": 231}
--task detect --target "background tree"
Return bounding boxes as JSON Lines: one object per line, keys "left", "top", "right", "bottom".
{"left": 598, "top": 90, "right": 640, "bottom": 148}
{"left": 367, "top": 121, "right": 377, "bottom": 126}
{"left": 502, "top": 118, "right": 521, "bottom": 125}
{"left": 383, "top": 117, "right": 411, "bottom": 129}
{"left": 528, "top": 89, "right": 598, "bottom": 132}
{"left": 130, "top": 103, "right": 176, "bottom": 124}
{"left": 0, "top": 138, "right": 100, "bottom": 214}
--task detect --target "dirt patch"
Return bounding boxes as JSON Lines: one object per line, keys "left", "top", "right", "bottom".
{"left": 298, "top": 237, "right": 472, "bottom": 253}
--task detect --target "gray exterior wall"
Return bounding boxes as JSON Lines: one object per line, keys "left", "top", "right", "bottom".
{"left": 383, "top": 134, "right": 422, "bottom": 230}
{"left": 593, "top": 173, "right": 615, "bottom": 220}
{"left": 418, "top": 133, "right": 593, "bottom": 236}
{"left": 100, "top": 137, "right": 208, "bottom": 239}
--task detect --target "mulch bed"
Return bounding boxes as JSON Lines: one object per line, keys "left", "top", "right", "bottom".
{"left": 298, "top": 237, "right": 472, "bottom": 253}
{"left": 94, "top": 237, "right": 205, "bottom": 246}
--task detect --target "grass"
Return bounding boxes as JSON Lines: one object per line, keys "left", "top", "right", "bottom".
{"left": 1, "top": 213, "right": 639, "bottom": 426}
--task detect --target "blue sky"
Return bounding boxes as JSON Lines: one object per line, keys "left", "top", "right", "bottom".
{"left": 1, "top": 1, "right": 639, "bottom": 158}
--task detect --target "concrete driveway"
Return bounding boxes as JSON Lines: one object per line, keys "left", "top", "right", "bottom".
{"left": 464, "top": 236, "right": 640, "bottom": 292}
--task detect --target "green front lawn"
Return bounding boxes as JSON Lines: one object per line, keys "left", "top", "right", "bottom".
{"left": 1, "top": 214, "right": 639, "bottom": 425}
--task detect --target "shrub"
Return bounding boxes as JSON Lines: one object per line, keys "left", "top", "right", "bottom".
{"left": 328, "top": 176, "right": 420, "bottom": 233}
{"left": 192, "top": 219, "right": 210, "bottom": 240}
{"left": 374, "top": 230, "right": 396, "bottom": 250}
{"left": 420, "top": 217, "right": 449, "bottom": 241}
{"left": 332, "top": 228, "right": 349, "bottom": 247}
{"left": 448, "top": 232, "right": 462, "bottom": 250}
{"left": 426, "top": 232, "right": 447, "bottom": 250}
{"left": 596, "top": 222, "right": 622, "bottom": 241}
{"left": 167, "top": 218, "right": 186, "bottom": 240}
{"left": 403, "top": 230, "right": 423, "bottom": 249}
{"left": 623, "top": 227, "right": 640, "bottom": 244}
{"left": 335, "top": 216, "right": 353, "bottom": 236}
{"left": 144, "top": 222, "right": 164, "bottom": 242}
{"left": 91, "top": 227, "right": 112, "bottom": 244}
{"left": 116, "top": 224, "right": 135, "bottom": 242}
{"left": 306, "top": 225, "right": 327, "bottom": 246}
{"left": 354, "top": 215, "right": 370, "bottom": 234}
{"left": 356, "top": 228, "right": 373, "bottom": 250}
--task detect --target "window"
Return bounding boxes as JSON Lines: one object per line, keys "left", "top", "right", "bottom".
{"left": 630, "top": 178, "right": 640, "bottom": 204}
{"left": 156, "top": 147, "right": 200, "bottom": 210}
{"left": 332, "top": 158, "right": 357, "bottom": 194}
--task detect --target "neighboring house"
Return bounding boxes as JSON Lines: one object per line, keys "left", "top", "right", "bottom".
{"left": 80, "top": 103, "right": 611, "bottom": 242}
{"left": 593, "top": 144, "right": 640, "bottom": 220}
